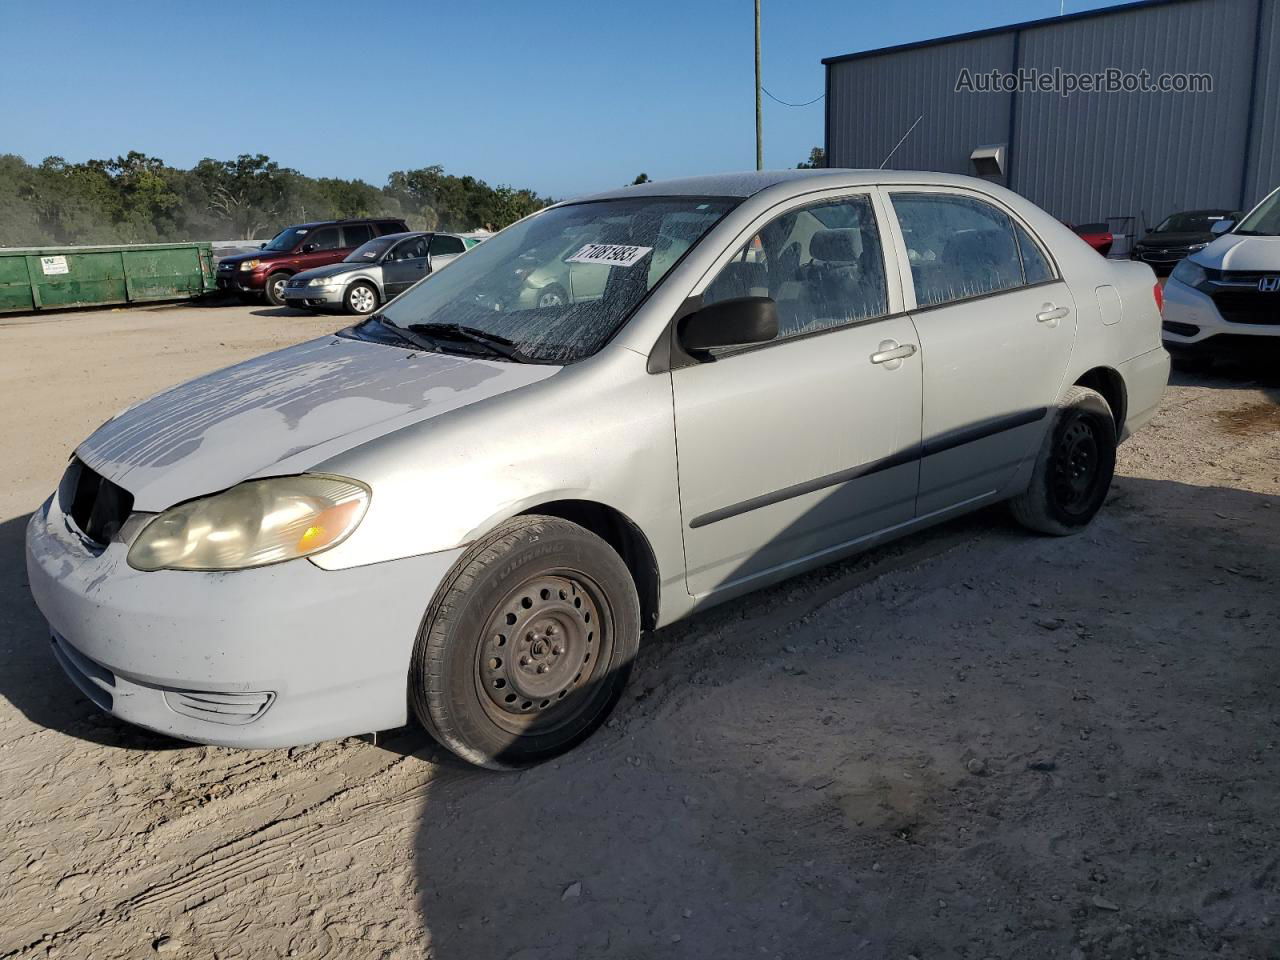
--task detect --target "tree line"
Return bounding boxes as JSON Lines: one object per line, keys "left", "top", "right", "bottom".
{"left": 0, "top": 151, "right": 553, "bottom": 248}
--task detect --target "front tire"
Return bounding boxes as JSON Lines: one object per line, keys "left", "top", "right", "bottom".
{"left": 264, "top": 272, "right": 290, "bottom": 306}
{"left": 410, "top": 515, "right": 640, "bottom": 769}
{"left": 1010, "top": 386, "right": 1117, "bottom": 536}
{"left": 344, "top": 281, "right": 380, "bottom": 315}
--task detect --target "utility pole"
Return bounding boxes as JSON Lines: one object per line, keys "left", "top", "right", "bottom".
{"left": 755, "top": 0, "right": 763, "bottom": 170}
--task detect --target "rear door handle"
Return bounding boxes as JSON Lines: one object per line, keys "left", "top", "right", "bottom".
{"left": 870, "top": 341, "right": 917, "bottom": 366}
{"left": 1037, "top": 304, "right": 1070, "bottom": 324}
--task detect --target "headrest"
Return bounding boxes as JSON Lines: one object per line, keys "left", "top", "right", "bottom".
{"left": 810, "top": 229, "right": 860, "bottom": 263}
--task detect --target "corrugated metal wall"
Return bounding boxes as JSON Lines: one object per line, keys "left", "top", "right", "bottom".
{"left": 825, "top": 0, "right": 1277, "bottom": 230}
{"left": 827, "top": 33, "right": 1017, "bottom": 181}
{"left": 1245, "top": 0, "right": 1280, "bottom": 206}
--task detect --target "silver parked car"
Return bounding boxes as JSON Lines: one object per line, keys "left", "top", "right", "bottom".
{"left": 26, "top": 170, "right": 1169, "bottom": 768}
{"left": 283, "top": 231, "right": 472, "bottom": 314}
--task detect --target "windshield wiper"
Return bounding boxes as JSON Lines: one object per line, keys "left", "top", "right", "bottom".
{"left": 372, "top": 314, "right": 445, "bottom": 353}
{"left": 405, "top": 322, "right": 530, "bottom": 362}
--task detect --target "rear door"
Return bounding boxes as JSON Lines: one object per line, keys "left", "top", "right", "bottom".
{"left": 884, "top": 188, "right": 1076, "bottom": 515}
{"left": 671, "top": 192, "right": 923, "bottom": 598}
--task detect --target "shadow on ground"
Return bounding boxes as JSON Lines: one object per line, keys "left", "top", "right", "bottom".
{"left": 409, "top": 477, "right": 1279, "bottom": 959}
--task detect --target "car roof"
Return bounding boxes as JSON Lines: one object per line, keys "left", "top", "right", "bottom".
{"left": 376, "top": 231, "right": 430, "bottom": 241}
{"left": 292, "top": 217, "right": 406, "bottom": 229}
{"left": 568, "top": 168, "right": 1012, "bottom": 203}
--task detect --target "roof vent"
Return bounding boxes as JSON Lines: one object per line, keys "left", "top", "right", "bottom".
{"left": 970, "top": 143, "right": 1007, "bottom": 179}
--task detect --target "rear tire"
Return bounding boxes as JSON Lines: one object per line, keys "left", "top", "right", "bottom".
{"left": 1010, "top": 386, "right": 1116, "bottom": 536}
{"left": 409, "top": 515, "right": 640, "bottom": 770}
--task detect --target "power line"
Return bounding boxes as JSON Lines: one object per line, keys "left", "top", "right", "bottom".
{"left": 762, "top": 86, "right": 825, "bottom": 107}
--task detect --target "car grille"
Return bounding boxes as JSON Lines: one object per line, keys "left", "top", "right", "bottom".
{"left": 286, "top": 278, "right": 307, "bottom": 288}
{"left": 1210, "top": 289, "right": 1280, "bottom": 326}
{"left": 62, "top": 458, "right": 134, "bottom": 545}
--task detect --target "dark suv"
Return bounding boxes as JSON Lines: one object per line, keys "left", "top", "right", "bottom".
{"left": 216, "top": 218, "right": 409, "bottom": 305}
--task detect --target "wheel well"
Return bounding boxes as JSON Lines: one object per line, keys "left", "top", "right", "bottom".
{"left": 521, "top": 500, "right": 660, "bottom": 631}
{"left": 1074, "top": 367, "right": 1127, "bottom": 433}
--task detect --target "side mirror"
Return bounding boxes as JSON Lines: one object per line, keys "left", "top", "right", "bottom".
{"left": 1210, "top": 219, "right": 1234, "bottom": 236}
{"left": 679, "top": 296, "right": 778, "bottom": 353}
{"left": 258, "top": 242, "right": 266, "bottom": 249}
{"left": 301, "top": 242, "right": 318, "bottom": 253}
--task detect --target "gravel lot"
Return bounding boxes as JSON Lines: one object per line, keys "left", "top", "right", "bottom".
{"left": 1, "top": 302, "right": 1277, "bottom": 960}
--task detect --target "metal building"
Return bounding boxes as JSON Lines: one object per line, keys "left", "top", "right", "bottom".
{"left": 823, "top": 0, "right": 1279, "bottom": 242}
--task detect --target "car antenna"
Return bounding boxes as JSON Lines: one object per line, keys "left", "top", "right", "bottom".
{"left": 879, "top": 114, "right": 924, "bottom": 169}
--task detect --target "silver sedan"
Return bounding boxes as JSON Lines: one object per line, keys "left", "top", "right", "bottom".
{"left": 283, "top": 231, "right": 470, "bottom": 314}
{"left": 25, "top": 170, "right": 1169, "bottom": 768}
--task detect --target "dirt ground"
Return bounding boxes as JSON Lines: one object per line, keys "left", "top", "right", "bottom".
{"left": 1, "top": 302, "right": 1277, "bottom": 960}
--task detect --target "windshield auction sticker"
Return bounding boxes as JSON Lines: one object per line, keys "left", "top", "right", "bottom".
{"left": 565, "top": 243, "right": 653, "bottom": 268}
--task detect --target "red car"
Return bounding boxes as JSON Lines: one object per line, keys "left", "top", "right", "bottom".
{"left": 216, "top": 217, "right": 409, "bottom": 305}
{"left": 1069, "top": 221, "right": 1115, "bottom": 257}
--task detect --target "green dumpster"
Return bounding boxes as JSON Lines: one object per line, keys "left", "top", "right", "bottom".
{"left": 0, "top": 242, "right": 216, "bottom": 314}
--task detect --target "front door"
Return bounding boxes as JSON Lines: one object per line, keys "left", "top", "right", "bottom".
{"left": 885, "top": 189, "right": 1077, "bottom": 515}
{"left": 671, "top": 193, "right": 923, "bottom": 599}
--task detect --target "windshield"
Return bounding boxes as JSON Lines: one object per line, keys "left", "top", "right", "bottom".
{"left": 263, "top": 226, "right": 311, "bottom": 252}
{"left": 1235, "top": 188, "right": 1280, "bottom": 237}
{"left": 1154, "top": 211, "right": 1232, "bottom": 233}
{"left": 377, "top": 196, "right": 736, "bottom": 363}
{"left": 345, "top": 236, "right": 398, "bottom": 262}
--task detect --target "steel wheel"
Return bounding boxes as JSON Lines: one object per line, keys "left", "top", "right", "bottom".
{"left": 1049, "top": 415, "right": 1103, "bottom": 516}
{"left": 475, "top": 572, "right": 612, "bottom": 736}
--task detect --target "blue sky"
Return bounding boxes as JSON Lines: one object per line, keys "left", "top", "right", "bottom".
{"left": 4, "top": 0, "right": 1126, "bottom": 198}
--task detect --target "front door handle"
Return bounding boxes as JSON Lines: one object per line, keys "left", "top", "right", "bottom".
{"left": 870, "top": 340, "right": 917, "bottom": 366}
{"left": 1037, "top": 303, "right": 1070, "bottom": 325}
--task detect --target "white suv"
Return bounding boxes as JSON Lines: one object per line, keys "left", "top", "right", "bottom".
{"left": 1162, "top": 185, "right": 1280, "bottom": 359}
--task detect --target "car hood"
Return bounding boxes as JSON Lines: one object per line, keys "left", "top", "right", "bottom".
{"left": 293, "top": 262, "right": 372, "bottom": 281}
{"left": 1191, "top": 233, "right": 1280, "bottom": 271}
{"left": 1137, "top": 230, "right": 1211, "bottom": 247}
{"left": 76, "top": 336, "right": 560, "bottom": 512}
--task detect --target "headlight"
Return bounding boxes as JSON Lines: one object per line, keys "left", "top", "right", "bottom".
{"left": 239, "top": 259, "right": 261, "bottom": 272}
{"left": 1186, "top": 242, "right": 1208, "bottom": 252}
{"left": 308, "top": 275, "right": 339, "bottom": 286}
{"left": 1170, "top": 259, "right": 1207, "bottom": 291}
{"left": 127, "top": 475, "right": 369, "bottom": 572}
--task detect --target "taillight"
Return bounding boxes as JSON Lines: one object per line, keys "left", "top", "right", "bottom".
{"left": 1153, "top": 281, "right": 1164, "bottom": 314}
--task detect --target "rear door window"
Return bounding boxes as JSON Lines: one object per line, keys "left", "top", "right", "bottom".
{"left": 342, "top": 224, "right": 376, "bottom": 248}
{"left": 889, "top": 193, "right": 1027, "bottom": 308}
{"left": 429, "top": 234, "right": 466, "bottom": 256}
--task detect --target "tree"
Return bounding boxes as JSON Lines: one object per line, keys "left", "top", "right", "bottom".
{"left": 631, "top": 173, "right": 651, "bottom": 185}
{"left": 192, "top": 154, "right": 299, "bottom": 239}
{"left": 796, "top": 147, "right": 826, "bottom": 169}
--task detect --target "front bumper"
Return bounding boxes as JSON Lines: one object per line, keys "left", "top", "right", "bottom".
{"left": 216, "top": 269, "right": 267, "bottom": 293}
{"left": 1161, "top": 276, "right": 1280, "bottom": 347}
{"left": 25, "top": 493, "right": 464, "bottom": 748}
{"left": 283, "top": 281, "right": 345, "bottom": 307}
